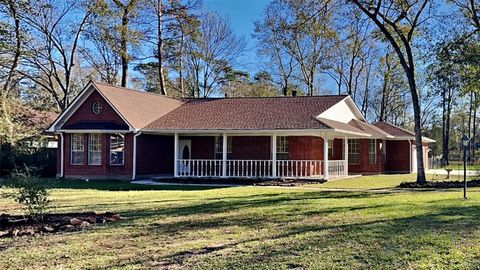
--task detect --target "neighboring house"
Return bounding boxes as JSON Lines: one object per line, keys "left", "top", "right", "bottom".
{"left": 47, "top": 82, "right": 435, "bottom": 180}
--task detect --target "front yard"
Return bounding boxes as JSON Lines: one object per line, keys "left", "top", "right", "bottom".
{"left": 1, "top": 175, "right": 480, "bottom": 269}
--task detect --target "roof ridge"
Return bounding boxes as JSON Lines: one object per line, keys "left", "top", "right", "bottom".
{"left": 182, "top": 94, "right": 348, "bottom": 101}
{"left": 92, "top": 81, "right": 183, "bottom": 102}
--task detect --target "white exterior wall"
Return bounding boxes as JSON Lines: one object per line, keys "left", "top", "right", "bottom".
{"left": 318, "top": 99, "right": 363, "bottom": 123}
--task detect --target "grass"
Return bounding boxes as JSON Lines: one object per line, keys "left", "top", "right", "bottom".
{"left": 1, "top": 176, "right": 480, "bottom": 269}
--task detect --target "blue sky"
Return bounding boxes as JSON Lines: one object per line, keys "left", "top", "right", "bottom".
{"left": 203, "top": 0, "right": 269, "bottom": 76}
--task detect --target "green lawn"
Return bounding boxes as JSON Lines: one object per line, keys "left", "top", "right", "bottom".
{"left": 1, "top": 176, "right": 480, "bottom": 269}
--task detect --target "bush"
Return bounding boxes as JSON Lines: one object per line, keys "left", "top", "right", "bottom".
{"left": 2, "top": 167, "right": 51, "bottom": 221}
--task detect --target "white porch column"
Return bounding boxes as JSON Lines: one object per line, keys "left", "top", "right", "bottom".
{"left": 324, "top": 138, "right": 329, "bottom": 180}
{"left": 272, "top": 134, "right": 277, "bottom": 178}
{"left": 222, "top": 133, "right": 227, "bottom": 177}
{"left": 344, "top": 137, "right": 349, "bottom": 176}
{"left": 174, "top": 133, "right": 179, "bottom": 177}
{"left": 59, "top": 133, "right": 64, "bottom": 178}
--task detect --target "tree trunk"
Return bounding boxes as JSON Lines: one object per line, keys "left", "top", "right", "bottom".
{"left": 157, "top": 0, "right": 167, "bottom": 95}
{"left": 120, "top": 9, "right": 129, "bottom": 87}
{"left": 407, "top": 70, "right": 426, "bottom": 183}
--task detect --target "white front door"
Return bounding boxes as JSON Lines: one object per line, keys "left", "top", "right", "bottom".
{"left": 178, "top": 140, "right": 192, "bottom": 174}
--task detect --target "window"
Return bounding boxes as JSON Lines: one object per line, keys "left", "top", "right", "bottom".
{"left": 110, "top": 134, "right": 124, "bottom": 165}
{"left": 71, "top": 134, "right": 84, "bottom": 165}
{"left": 369, "top": 139, "right": 376, "bottom": 164}
{"left": 215, "top": 136, "right": 232, "bottom": 159}
{"left": 328, "top": 139, "right": 334, "bottom": 158}
{"left": 92, "top": 101, "right": 103, "bottom": 114}
{"left": 348, "top": 139, "right": 360, "bottom": 164}
{"left": 276, "top": 136, "right": 289, "bottom": 160}
{"left": 88, "top": 134, "right": 102, "bottom": 165}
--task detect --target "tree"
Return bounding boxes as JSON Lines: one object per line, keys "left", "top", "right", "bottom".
{"left": 183, "top": 13, "right": 246, "bottom": 98}
{"left": 256, "top": 0, "right": 338, "bottom": 96}
{"left": 111, "top": 0, "right": 143, "bottom": 87}
{"left": 0, "top": 0, "right": 23, "bottom": 145}
{"left": 18, "top": 0, "right": 100, "bottom": 111}
{"left": 349, "top": 0, "right": 431, "bottom": 183}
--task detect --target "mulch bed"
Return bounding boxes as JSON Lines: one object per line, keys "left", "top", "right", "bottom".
{"left": 398, "top": 180, "right": 480, "bottom": 188}
{"left": 0, "top": 212, "right": 123, "bottom": 238}
{"left": 154, "top": 177, "right": 327, "bottom": 186}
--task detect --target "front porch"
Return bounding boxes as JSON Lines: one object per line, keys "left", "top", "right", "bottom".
{"left": 168, "top": 133, "right": 350, "bottom": 180}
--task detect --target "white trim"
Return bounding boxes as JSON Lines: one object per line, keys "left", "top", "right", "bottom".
{"left": 368, "top": 139, "right": 377, "bottom": 164}
{"left": 70, "top": 133, "right": 84, "bottom": 165}
{"left": 132, "top": 131, "right": 141, "bottom": 180}
{"left": 109, "top": 133, "right": 125, "bottom": 166}
{"left": 59, "top": 133, "right": 64, "bottom": 178}
{"left": 409, "top": 140, "right": 413, "bottom": 174}
{"left": 316, "top": 96, "right": 367, "bottom": 123}
{"left": 272, "top": 133, "right": 277, "bottom": 178}
{"left": 222, "top": 133, "right": 227, "bottom": 177}
{"left": 344, "top": 137, "right": 348, "bottom": 176}
{"left": 174, "top": 133, "right": 179, "bottom": 177}
{"left": 88, "top": 133, "right": 102, "bottom": 165}
{"left": 323, "top": 137, "right": 329, "bottom": 180}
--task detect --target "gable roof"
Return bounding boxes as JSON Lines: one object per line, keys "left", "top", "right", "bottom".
{"left": 349, "top": 119, "right": 393, "bottom": 138}
{"left": 144, "top": 95, "right": 347, "bottom": 130}
{"left": 48, "top": 81, "right": 183, "bottom": 131}
{"left": 94, "top": 82, "right": 184, "bottom": 129}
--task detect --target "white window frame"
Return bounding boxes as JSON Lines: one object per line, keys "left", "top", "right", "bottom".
{"left": 369, "top": 139, "right": 377, "bottom": 164}
{"left": 215, "top": 136, "right": 232, "bottom": 158}
{"left": 328, "top": 139, "right": 334, "bottom": 158}
{"left": 276, "top": 136, "right": 289, "bottom": 160}
{"left": 92, "top": 101, "right": 103, "bottom": 114}
{"left": 71, "top": 133, "right": 84, "bottom": 165}
{"left": 110, "top": 133, "right": 125, "bottom": 165}
{"left": 348, "top": 139, "right": 360, "bottom": 164}
{"left": 88, "top": 134, "right": 102, "bottom": 165}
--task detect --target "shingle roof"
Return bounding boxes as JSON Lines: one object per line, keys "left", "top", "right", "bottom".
{"left": 145, "top": 95, "right": 347, "bottom": 130}
{"left": 349, "top": 119, "right": 392, "bottom": 138}
{"left": 372, "top": 122, "right": 415, "bottom": 137}
{"left": 94, "top": 82, "right": 184, "bottom": 129}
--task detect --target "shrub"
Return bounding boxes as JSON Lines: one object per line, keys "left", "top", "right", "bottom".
{"left": 2, "top": 167, "right": 51, "bottom": 221}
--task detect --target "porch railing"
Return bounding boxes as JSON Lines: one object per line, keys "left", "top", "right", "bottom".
{"left": 328, "top": 160, "right": 346, "bottom": 177}
{"left": 176, "top": 159, "right": 346, "bottom": 179}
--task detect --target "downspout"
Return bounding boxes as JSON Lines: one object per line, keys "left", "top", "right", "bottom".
{"left": 59, "top": 132, "right": 64, "bottom": 178}
{"left": 132, "top": 131, "right": 141, "bottom": 180}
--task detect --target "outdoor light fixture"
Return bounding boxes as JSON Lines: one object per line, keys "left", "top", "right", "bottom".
{"left": 462, "top": 134, "right": 469, "bottom": 199}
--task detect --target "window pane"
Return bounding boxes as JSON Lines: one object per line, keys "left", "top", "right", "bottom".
{"left": 88, "top": 134, "right": 102, "bottom": 165}
{"left": 215, "top": 136, "right": 232, "bottom": 154}
{"left": 110, "top": 134, "right": 124, "bottom": 165}
{"left": 276, "top": 136, "right": 289, "bottom": 160}
{"left": 369, "top": 139, "right": 376, "bottom": 164}
{"left": 348, "top": 139, "right": 360, "bottom": 164}
{"left": 71, "top": 134, "right": 84, "bottom": 165}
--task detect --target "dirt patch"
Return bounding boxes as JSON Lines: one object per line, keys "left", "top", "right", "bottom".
{"left": 398, "top": 180, "right": 480, "bottom": 188}
{"left": 154, "top": 177, "right": 326, "bottom": 186}
{"left": 0, "top": 212, "right": 123, "bottom": 238}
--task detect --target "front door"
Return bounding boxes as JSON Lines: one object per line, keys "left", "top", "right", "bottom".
{"left": 178, "top": 140, "right": 192, "bottom": 174}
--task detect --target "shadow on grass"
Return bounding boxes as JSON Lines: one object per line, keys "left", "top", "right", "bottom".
{"left": 40, "top": 178, "right": 223, "bottom": 191}
{"left": 106, "top": 191, "right": 480, "bottom": 269}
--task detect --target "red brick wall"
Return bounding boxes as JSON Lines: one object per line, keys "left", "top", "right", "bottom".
{"left": 231, "top": 136, "right": 270, "bottom": 160}
{"left": 64, "top": 90, "right": 128, "bottom": 129}
{"left": 348, "top": 139, "right": 384, "bottom": 174}
{"left": 385, "top": 140, "right": 410, "bottom": 172}
{"left": 62, "top": 133, "right": 133, "bottom": 178}
{"left": 289, "top": 136, "right": 324, "bottom": 160}
{"left": 137, "top": 134, "right": 174, "bottom": 175}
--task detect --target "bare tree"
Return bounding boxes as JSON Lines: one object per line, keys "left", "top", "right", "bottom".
{"left": 349, "top": 0, "right": 431, "bottom": 183}
{"left": 184, "top": 13, "right": 246, "bottom": 98}
{"left": 19, "top": 0, "right": 97, "bottom": 111}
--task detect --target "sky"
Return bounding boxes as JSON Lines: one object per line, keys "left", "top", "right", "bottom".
{"left": 203, "top": 0, "right": 269, "bottom": 76}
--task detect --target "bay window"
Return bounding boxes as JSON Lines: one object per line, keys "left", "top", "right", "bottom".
{"left": 110, "top": 134, "right": 125, "bottom": 165}
{"left": 88, "top": 134, "right": 102, "bottom": 165}
{"left": 71, "top": 134, "right": 84, "bottom": 165}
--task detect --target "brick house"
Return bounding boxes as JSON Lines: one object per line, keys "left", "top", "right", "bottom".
{"left": 47, "top": 82, "right": 435, "bottom": 180}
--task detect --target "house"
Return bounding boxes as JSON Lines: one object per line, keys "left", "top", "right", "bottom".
{"left": 47, "top": 82, "right": 435, "bottom": 180}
